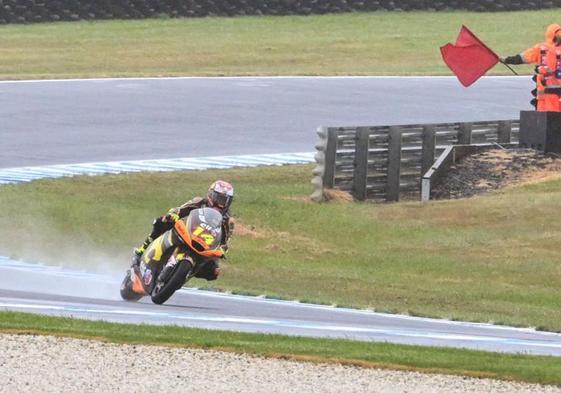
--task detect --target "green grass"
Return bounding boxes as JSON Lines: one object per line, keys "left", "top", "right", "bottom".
{"left": 1, "top": 10, "right": 559, "bottom": 79}
{"left": 1, "top": 311, "right": 561, "bottom": 386}
{"left": 1, "top": 165, "right": 561, "bottom": 331}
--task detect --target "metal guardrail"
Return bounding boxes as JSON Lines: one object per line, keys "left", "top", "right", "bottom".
{"left": 311, "top": 120, "right": 519, "bottom": 202}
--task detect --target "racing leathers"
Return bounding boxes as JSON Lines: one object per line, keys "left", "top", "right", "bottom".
{"left": 134, "top": 197, "right": 234, "bottom": 281}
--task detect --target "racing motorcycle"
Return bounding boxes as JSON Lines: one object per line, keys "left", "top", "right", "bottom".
{"left": 120, "top": 207, "right": 224, "bottom": 305}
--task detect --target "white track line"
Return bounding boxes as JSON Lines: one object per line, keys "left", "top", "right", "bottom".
{"left": 1, "top": 300, "right": 560, "bottom": 352}
{"left": 1, "top": 256, "right": 559, "bottom": 338}
{"left": 0, "top": 75, "right": 530, "bottom": 84}
{"left": 0, "top": 152, "right": 315, "bottom": 185}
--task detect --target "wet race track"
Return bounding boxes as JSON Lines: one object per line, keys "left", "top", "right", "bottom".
{"left": 3, "top": 76, "right": 560, "bottom": 357}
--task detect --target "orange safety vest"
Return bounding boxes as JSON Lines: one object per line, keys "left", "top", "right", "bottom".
{"left": 533, "top": 44, "right": 548, "bottom": 111}
{"left": 539, "top": 46, "right": 561, "bottom": 112}
{"left": 524, "top": 24, "right": 561, "bottom": 112}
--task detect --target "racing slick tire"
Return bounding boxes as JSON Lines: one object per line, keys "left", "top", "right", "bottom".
{"left": 151, "top": 261, "right": 191, "bottom": 305}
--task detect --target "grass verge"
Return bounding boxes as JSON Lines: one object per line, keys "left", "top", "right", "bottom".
{"left": 1, "top": 311, "right": 560, "bottom": 386}
{"left": 0, "top": 10, "right": 554, "bottom": 79}
{"left": 0, "top": 165, "right": 560, "bottom": 331}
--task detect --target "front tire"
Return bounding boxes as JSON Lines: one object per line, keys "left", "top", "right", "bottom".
{"left": 151, "top": 261, "right": 191, "bottom": 305}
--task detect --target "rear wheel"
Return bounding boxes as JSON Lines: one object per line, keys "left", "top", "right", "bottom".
{"left": 120, "top": 269, "right": 144, "bottom": 302}
{"left": 151, "top": 261, "right": 191, "bottom": 305}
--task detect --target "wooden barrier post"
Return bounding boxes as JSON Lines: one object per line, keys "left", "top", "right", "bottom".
{"left": 421, "top": 125, "right": 436, "bottom": 176}
{"left": 386, "top": 126, "right": 402, "bottom": 202}
{"left": 322, "top": 128, "right": 338, "bottom": 189}
{"left": 353, "top": 127, "right": 370, "bottom": 201}
{"left": 311, "top": 127, "right": 328, "bottom": 202}
{"left": 458, "top": 122, "right": 473, "bottom": 145}
{"left": 498, "top": 120, "right": 512, "bottom": 144}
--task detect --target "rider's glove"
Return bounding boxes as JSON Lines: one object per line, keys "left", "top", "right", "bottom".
{"left": 163, "top": 213, "right": 180, "bottom": 223}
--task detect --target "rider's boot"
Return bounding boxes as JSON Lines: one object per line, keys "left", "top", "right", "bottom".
{"left": 131, "top": 235, "right": 154, "bottom": 267}
{"left": 131, "top": 248, "right": 143, "bottom": 267}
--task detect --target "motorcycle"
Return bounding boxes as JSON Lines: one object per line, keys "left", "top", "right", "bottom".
{"left": 120, "top": 207, "right": 224, "bottom": 305}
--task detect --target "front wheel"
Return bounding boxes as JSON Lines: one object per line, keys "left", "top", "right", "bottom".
{"left": 151, "top": 261, "right": 191, "bottom": 305}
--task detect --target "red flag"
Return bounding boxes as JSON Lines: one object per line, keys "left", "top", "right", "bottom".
{"left": 440, "top": 25, "right": 499, "bottom": 87}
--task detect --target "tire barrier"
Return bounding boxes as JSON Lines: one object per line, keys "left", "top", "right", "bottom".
{"left": 1, "top": 0, "right": 560, "bottom": 25}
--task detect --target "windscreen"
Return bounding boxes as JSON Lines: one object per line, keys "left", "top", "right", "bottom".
{"left": 187, "top": 208, "right": 223, "bottom": 250}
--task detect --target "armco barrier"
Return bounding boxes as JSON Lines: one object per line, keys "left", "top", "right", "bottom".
{"left": 1, "top": 1, "right": 561, "bottom": 24}
{"left": 311, "top": 120, "right": 519, "bottom": 202}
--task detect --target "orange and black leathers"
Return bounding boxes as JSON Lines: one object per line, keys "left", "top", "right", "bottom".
{"left": 168, "top": 197, "right": 233, "bottom": 248}
{"left": 504, "top": 24, "right": 561, "bottom": 111}
{"left": 168, "top": 197, "right": 234, "bottom": 246}
{"left": 136, "top": 197, "right": 233, "bottom": 281}
{"left": 139, "top": 197, "right": 233, "bottom": 252}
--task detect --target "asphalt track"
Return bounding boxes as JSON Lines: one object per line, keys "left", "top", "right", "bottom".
{"left": 1, "top": 258, "right": 561, "bottom": 356}
{"left": 3, "top": 76, "right": 559, "bottom": 357}
{"left": 0, "top": 76, "right": 532, "bottom": 168}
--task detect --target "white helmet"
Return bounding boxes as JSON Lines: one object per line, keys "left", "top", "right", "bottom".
{"left": 207, "top": 180, "right": 234, "bottom": 210}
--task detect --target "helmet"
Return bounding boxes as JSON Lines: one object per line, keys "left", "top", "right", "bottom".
{"left": 207, "top": 180, "right": 234, "bottom": 210}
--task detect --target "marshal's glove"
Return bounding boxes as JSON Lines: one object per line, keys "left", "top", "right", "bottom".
{"left": 501, "top": 54, "right": 524, "bottom": 65}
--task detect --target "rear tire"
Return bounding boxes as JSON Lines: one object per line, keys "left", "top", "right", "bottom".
{"left": 151, "top": 261, "right": 191, "bottom": 305}
{"left": 120, "top": 269, "right": 144, "bottom": 302}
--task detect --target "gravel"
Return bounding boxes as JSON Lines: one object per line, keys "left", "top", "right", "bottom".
{"left": 431, "top": 148, "right": 561, "bottom": 200}
{"left": 0, "top": 334, "right": 559, "bottom": 393}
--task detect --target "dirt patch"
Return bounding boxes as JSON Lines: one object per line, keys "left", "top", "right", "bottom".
{"left": 235, "top": 222, "right": 292, "bottom": 240}
{"left": 432, "top": 148, "right": 561, "bottom": 199}
{"left": 323, "top": 189, "right": 354, "bottom": 203}
{"left": 282, "top": 195, "right": 313, "bottom": 203}
{"left": 234, "top": 221, "right": 332, "bottom": 258}
{"left": 265, "top": 244, "right": 283, "bottom": 253}
{"left": 234, "top": 222, "right": 269, "bottom": 239}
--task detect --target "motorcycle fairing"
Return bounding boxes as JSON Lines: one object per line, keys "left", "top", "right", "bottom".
{"left": 140, "top": 230, "right": 183, "bottom": 293}
{"left": 122, "top": 208, "right": 226, "bottom": 302}
{"left": 142, "top": 231, "right": 179, "bottom": 265}
{"left": 143, "top": 208, "right": 224, "bottom": 261}
{"left": 175, "top": 219, "right": 224, "bottom": 258}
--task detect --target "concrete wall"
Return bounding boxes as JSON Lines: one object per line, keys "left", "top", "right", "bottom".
{"left": 1, "top": 0, "right": 560, "bottom": 24}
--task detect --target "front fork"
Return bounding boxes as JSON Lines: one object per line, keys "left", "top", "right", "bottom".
{"left": 151, "top": 254, "right": 195, "bottom": 294}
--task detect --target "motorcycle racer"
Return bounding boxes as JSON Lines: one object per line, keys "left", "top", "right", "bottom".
{"left": 132, "top": 180, "right": 234, "bottom": 281}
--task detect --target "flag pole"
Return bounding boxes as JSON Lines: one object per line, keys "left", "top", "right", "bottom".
{"left": 499, "top": 59, "right": 519, "bottom": 76}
